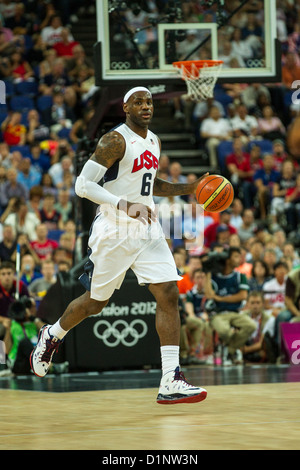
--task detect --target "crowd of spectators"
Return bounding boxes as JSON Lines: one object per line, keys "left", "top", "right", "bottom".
{"left": 1, "top": 0, "right": 300, "bottom": 374}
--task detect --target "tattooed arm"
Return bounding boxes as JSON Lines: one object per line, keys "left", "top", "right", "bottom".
{"left": 153, "top": 173, "right": 209, "bottom": 197}
{"left": 90, "top": 131, "right": 125, "bottom": 168}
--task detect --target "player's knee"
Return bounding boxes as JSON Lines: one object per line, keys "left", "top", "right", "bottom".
{"left": 162, "top": 281, "right": 179, "bottom": 307}
{"left": 82, "top": 294, "right": 109, "bottom": 317}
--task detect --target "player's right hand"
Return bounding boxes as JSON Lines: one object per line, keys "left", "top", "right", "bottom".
{"left": 118, "top": 200, "right": 157, "bottom": 225}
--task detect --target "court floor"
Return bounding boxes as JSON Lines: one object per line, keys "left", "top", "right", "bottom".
{"left": 1, "top": 364, "right": 300, "bottom": 450}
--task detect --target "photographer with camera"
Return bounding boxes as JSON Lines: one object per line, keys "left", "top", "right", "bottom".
{"left": 202, "top": 247, "right": 257, "bottom": 365}
{"left": 1, "top": 296, "right": 44, "bottom": 376}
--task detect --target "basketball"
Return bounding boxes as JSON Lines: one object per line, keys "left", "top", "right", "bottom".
{"left": 196, "top": 174, "right": 234, "bottom": 213}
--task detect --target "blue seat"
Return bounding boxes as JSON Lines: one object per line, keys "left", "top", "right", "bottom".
{"left": 214, "top": 91, "right": 233, "bottom": 109}
{"left": 9, "top": 145, "right": 31, "bottom": 157}
{"left": 36, "top": 95, "right": 52, "bottom": 111}
{"left": 9, "top": 95, "right": 34, "bottom": 111}
{"left": 3, "top": 80, "right": 15, "bottom": 98}
{"left": 249, "top": 139, "right": 273, "bottom": 154}
{"left": 48, "top": 229, "right": 64, "bottom": 242}
{"left": 15, "top": 80, "right": 38, "bottom": 96}
{"left": 217, "top": 141, "right": 233, "bottom": 171}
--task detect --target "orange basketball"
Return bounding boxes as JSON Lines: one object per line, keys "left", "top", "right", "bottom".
{"left": 196, "top": 174, "right": 234, "bottom": 213}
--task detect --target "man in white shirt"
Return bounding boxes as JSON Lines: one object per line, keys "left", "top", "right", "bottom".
{"left": 200, "top": 105, "right": 232, "bottom": 168}
{"left": 230, "top": 103, "right": 258, "bottom": 141}
{"left": 41, "top": 14, "right": 74, "bottom": 46}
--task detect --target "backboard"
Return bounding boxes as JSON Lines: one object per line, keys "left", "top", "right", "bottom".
{"left": 94, "top": 0, "right": 280, "bottom": 92}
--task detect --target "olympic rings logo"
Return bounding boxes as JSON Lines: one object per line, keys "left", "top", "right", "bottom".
{"left": 93, "top": 319, "right": 148, "bottom": 347}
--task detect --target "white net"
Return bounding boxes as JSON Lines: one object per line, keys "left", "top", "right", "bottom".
{"left": 174, "top": 61, "right": 223, "bottom": 102}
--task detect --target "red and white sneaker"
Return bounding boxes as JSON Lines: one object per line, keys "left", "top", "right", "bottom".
{"left": 157, "top": 366, "right": 207, "bottom": 404}
{"left": 30, "top": 325, "right": 63, "bottom": 377}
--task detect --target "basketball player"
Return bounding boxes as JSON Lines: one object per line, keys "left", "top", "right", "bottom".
{"left": 30, "top": 87, "right": 208, "bottom": 404}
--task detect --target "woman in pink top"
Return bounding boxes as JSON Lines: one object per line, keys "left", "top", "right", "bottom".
{"left": 257, "top": 105, "right": 286, "bottom": 140}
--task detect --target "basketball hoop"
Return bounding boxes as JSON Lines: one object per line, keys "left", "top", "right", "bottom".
{"left": 172, "top": 60, "right": 223, "bottom": 102}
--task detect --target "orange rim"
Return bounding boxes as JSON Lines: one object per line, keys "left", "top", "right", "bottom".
{"left": 173, "top": 60, "right": 223, "bottom": 71}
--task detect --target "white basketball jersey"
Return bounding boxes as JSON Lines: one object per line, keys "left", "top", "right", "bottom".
{"left": 101, "top": 123, "right": 160, "bottom": 224}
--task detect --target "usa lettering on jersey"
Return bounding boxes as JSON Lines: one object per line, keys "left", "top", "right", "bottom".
{"left": 132, "top": 150, "right": 159, "bottom": 173}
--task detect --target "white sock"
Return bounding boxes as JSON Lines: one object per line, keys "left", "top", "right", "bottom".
{"left": 49, "top": 320, "right": 68, "bottom": 340}
{"left": 161, "top": 345, "right": 180, "bottom": 375}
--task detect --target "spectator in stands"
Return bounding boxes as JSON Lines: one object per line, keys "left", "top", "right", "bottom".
{"left": 20, "top": 253, "right": 42, "bottom": 287}
{"left": 229, "top": 198, "right": 244, "bottom": 230}
{"left": 183, "top": 268, "right": 213, "bottom": 364}
{"left": 254, "top": 153, "right": 281, "bottom": 219}
{"left": 52, "top": 245, "right": 73, "bottom": 269}
{"left": 238, "top": 209, "right": 257, "bottom": 243}
{"left": 30, "top": 223, "right": 59, "bottom": 261}
{"left": 17, "top": 157, "right": 42, "bottom": 192}
{"left": 230, "top": 27, "right": 253, "bottom": 62}
{"left": 241, "top": 291, "right": 276, "bottom": 363}
{"left": 28, "top": 142, "right": 51, "bottom": 175}
{"left": 262, "top": 248, "right": 278, "bottom": 277}
{"left": 178, "top": 255, "right": 202, "bottom": 296}
{"left": 282, "top": 242, "right": 300, "bottom": 269}
{"left": 226, "top": 137, "right": 256, "bottom": 208}
{"left": 28, "top": 259, "right": 56, "bottom": 301}
{"left": 257, "top": 105, "right": 286, "bottom": 141}
{"left": 249, "top": 143, "right": 263, "bottom": 173}
{"left": 0, "top": 224, "right": 16, "bottom": 262}
{"left": 274, "top": 266, "right": 300, "bottom": 348}
{"left": 41, "top": 13, "right": 71, "bottom": 46}
{"left": 11, "top": 50, "right": 34, "bottom": 81}
{"left": 54, "top": 188, "right": 73, "bottom": 226}
{"left": 270, "top": 159, "right": 297, "bottom": 230}
{"left": 38, "top": 47, "right": 57, "bottom": 78}
{"left": 1, "top": 169, "right": 26, "bottom": 211}
{"left": 4, "top": 2, "right": 32, "bottom": 35}
{"left": 1, "top": 197, "right": 40, "bottom": 241}
{"left": 248, "top": 259, "right": 271, "bottom": 292}
{"left": 27, "top": 185, "right": 43, "bottom": 219}
{"left": 247, "top": 239, "right": 265, "bottom": 263}
{"left": 39, "top": 59, "right": 71, "bottom": 96}
{"left": 1, "top": 112, "right": 27, "bottom": 146}
{"left": 26, "top": 109, "right": 50, "bottom": 144}
{"left": 204, "top": 210, "right": 237, "bottom": 249}
{"left": 0, "top": 165, "right": 7, "bottom": 214}
{"left": 52, "top": 27, "right": 79, "bottom": 58}
{"left": 263, "top": 261, "right": 289, "bottom": 316}
{"left": 0, "top": 261, "right": 29, "bottom": 319}
{"left": 241, "top": 83, "right": 271, "bottom": 113}
{"left": 15, "top": 232, "right": 41, "bottom": 265}
{"left": 39, "top": 193, "right": 63, "bottom": 231}
{"left": 168, "top": 162, "right": 187, "bottom": 185}
{"left": 0, "top": 143, "right": 13, "bottom": 169}
{"left": 48, "top": 155, "right": 74, "bottom": 189}
{"left": 282, "top": 52, "right": 300, "bottom": 88}
{"left": 41, "top": 87, "right": 75, "bottom": 137}
{"left": 219, "top": 40, "right": 245, "bottom": 68}
{"left": 41, "top": 173, "right": 57, "bottom": 199}
{"left": 0, "top": 16, "right": 14, "bottom": 42}
{"left": 200, "top": 105, "right": 232, "bottom": 168}
{"left": 204, "top": 247, "right": 256, "bottom": 364}
{"left": 66, "top": 44, "right": 94, "bottom": 77}
{"left": 272, "top": 139, "right": 289, "bottom": 171}
{"left": 214, "top": 224, "right": 231, "bottom": 249}
{"left": 230, "top": 103, "right": 259, "bottom": 142}
{"left": 69, "top": 108, "right": 95, "bottom": 144}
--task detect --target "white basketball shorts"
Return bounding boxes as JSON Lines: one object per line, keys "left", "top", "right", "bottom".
{"left": 79, "top": 212, "right": 182, "bottom": 301}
